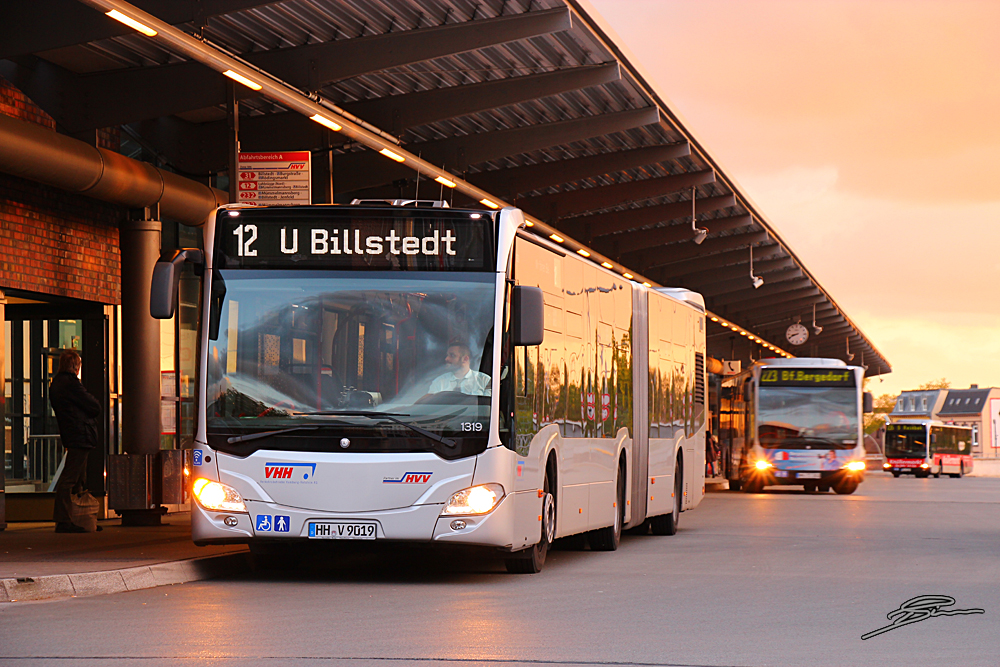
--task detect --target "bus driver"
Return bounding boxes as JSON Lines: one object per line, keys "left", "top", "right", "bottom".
{"left": 428, "top": 343, "right": 491, "bottom": 396}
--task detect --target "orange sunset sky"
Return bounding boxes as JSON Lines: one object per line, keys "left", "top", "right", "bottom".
{"left": 587, "top": 0, "right": 1000, "bottom": 398}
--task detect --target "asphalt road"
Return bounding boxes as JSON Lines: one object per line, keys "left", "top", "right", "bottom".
{"left": 2, "top": 472, "right": 998, "bottom": 667}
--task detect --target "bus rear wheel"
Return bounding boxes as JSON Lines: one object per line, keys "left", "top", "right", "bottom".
{"left": 650, "top": 459, "right": 682, "bottom": 535}
{"left": 505, "top": 474, "right": 555, "bottom": 574}
{"left": 949, "top": 462, "right": 964, "bottom": 479}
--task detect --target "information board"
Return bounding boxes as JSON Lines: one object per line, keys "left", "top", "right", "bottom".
{"left": 237, "top": 152, "right": 311, "bottom": 206}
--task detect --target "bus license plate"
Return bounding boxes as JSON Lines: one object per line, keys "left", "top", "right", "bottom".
{"left": 797, "top": 472, "right": 821, "bottom": 479}
{"left": 308, "top": 521, "right": 377, "bottom": 540}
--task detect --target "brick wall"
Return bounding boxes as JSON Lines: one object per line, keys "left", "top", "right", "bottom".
{"left": 1, "top": 77, "right": 122, "bottom": 304}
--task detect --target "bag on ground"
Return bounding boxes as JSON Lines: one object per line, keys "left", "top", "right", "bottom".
{"left": 69, "top": 491, "right": 100, "bottom": 532}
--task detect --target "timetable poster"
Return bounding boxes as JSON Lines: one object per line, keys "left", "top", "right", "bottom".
{"left": 237, "top": 152, "right": 312, "bottom": 206}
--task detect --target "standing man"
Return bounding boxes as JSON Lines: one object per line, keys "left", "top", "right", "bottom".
{"left": 428, "top": 343, "right": 491, "bottom": 396}
{"left": 49, "top": 349, "right": 101, "bottom": 533}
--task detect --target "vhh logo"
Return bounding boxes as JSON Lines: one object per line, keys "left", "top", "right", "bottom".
{"left": 262, "top": 462, "right": 317, "bottom": 481}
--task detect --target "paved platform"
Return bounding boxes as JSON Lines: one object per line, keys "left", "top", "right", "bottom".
{"left": 0, "top": 512, "right": 248, "bottom": 603}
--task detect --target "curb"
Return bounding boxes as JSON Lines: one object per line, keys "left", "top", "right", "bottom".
{"left": 0, "top": 551, "right": 250, "bottom": 603}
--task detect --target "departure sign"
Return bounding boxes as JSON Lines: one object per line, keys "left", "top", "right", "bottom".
{"left": 216, "top": 208, "right": 493, "bottom": 271}
{"left": 759, "top": 368, "right": 855, "bottom": 387}
{"left": 888, "top": 424, "right": 925, "bottom": 432}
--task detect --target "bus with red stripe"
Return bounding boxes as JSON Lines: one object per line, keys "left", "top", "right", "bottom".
{"left": 883, "top": 420, "right": 973, "bottom": 478}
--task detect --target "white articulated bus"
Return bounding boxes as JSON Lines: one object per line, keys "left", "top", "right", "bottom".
{"left": 152, "top": 202, "right": 706, "bottom": 573}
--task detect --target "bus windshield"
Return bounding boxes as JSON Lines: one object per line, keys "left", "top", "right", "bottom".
{"left": 885, "top": 430, "right": 927, "bottom": 458}
{"left": 205, "top": 270, "right": 497, "bottom": 456}
{"left": 757, "top": 386, "right": 859, "bottom": 449}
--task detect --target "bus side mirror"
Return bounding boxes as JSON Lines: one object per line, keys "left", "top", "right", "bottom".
{"left": 150, "top": 249, "right": 204, "bottom": 319}
{"left": 863, "top": 391, "right": 874, "bottom": 414}
{"left": 512, "top": 285, "right": 544, "bottom": 346}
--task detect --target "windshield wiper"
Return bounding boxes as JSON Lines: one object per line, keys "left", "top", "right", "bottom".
{"left": 295, "top": 410, "right": 456, "bottom": 448}
{"left": 227, "top": 426, "right": 319, "bottom": 444}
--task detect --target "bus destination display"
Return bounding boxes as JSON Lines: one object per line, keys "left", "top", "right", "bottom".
{"left": 759, "top": 368, "right": 855, "bottom": 387}
{"left": 217, "top": 212, "right": 491, "bottom": 271}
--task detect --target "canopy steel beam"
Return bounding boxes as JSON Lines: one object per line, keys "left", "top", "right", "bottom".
{"left": 1, "top": 0, "right": 274, "bottom": 59}
{"left": 347, "top": 63, "right": 620, "bottom": 134}
{"left": 468, "top": 143, "right": 689, "bottom": 198}
{"left": 719, "top": 295, "right": 830, "bottom": 323}
{"left": 335, "top": 107, "right": 660, "bottom": 193}
{"left": 130, "top": 111, "right": 344, "bottom": 175}
{"left": 649, "top": 243, "right": 784, "bottom": 282}
{"left": 253, "top": 8, "right": 572, "bottom": 87}
{"left": 677, "top": 255, "right": 795, "bottom": 289}
{"left": 518, "top": 169, "right": 714, "bottom": 223}
{"left": 630, "top": 230, "right": 769, "bottom": 273}
{"left": 741, "top": 304, "right": 836, "bottom": 330}
{"left": 601, "top": 213, "right": 751, "bottom": 257}
{"left": 172, "top": 65, "right": 619, "bottom": 164}
{"left": 694, "top": 267, "right": 803, "bottom": 298}
{"left": 33, "top": 7, "right": 573, "bottom": 130}
{"left": 560, "top": 194, "right": 736, "bottom": 241}
{"left": 709, "top": 280, "right": 817, "bottom": 307}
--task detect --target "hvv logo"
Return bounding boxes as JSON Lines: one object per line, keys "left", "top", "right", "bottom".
{"left": 383, "top": 472, "right": 433, "bottom": 484}
{"left": 263, "top": 462, "right": 317, "bottom": 482}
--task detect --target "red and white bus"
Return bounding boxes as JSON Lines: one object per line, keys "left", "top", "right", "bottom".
{"left": 883, "top": 420, "right": 973, "bottom": 478}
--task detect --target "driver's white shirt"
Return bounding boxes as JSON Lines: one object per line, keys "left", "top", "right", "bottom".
{"left": 428, "top": 369, "right": 491, "bottom": 396}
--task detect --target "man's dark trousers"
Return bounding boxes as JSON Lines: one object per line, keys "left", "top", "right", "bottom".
{"left": 53, "top": 448, "right": 90, "bottom": 524}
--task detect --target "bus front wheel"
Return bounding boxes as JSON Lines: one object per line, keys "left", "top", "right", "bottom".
{"left": 505, "top": 474, "right": 555, "bottom": 574}
{"left": 833, "top": 478, "right": 858, "bottom": 495}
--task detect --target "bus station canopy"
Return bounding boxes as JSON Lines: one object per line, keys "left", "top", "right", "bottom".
{"left": 0, "top": 0, "right": 890, "bottom": 375}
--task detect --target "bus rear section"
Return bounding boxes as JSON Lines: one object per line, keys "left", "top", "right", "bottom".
{"left": 884, "top": 421, "right": 973, "bottom": 478}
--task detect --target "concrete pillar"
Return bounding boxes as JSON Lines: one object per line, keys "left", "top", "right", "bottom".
{"left": 118, "top": 216, "right": 162, "bottom": 525}
{"left": 120, "top": 217, "right": 162, "bottom": 456}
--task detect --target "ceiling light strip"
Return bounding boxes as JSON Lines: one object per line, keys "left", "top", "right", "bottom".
{"left": 707, "top": 311, "right": 793, "bottom": 358}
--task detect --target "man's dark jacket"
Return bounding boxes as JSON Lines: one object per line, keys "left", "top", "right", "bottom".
{"left": 49, "top": 371, "right": 101, "bottom": 449}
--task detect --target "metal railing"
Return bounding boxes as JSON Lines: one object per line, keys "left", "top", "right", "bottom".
{"left": 22, "top": 435, "right": 65, "bottom": 490}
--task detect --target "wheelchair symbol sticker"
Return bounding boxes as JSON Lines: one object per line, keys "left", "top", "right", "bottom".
{"left": 254, "top": 515, "right": 272, "bottom": 532}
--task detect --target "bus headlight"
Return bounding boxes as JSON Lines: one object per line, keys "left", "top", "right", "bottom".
{"left": 920, "top": 463, "right": 930, "bottom": 469}
{"left": 754, "top": 460, "right": 773, "bottom": 471}
{"left": 844, "top": 461, "right": 866, "bottom": 472}
{"left": 192, "top": 478, "right": 247, "bottom": 513}
{"left": 883, "top": 463, "right": 891, "bottom": 469}
{"left": 443, "top": 484, "right": 505, "bottom": 516}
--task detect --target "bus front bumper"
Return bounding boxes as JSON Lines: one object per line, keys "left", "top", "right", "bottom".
{"left": 191, "top": 492, "right": 519, "bottom": 549}
{"left": 748, "top": 468, "right": 865, "bottom": 486}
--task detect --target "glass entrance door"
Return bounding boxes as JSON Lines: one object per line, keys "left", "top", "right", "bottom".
{"left": 4, "top": 295, "right": 108, "bottom": 498}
